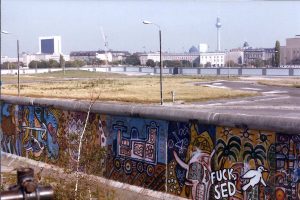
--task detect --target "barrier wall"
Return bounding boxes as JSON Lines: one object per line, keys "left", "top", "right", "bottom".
{"left": 3, "top": 66, "right": 300, "bottom": 76}
{"left": 1, "top": 96, "right": 300, "bottom": 200}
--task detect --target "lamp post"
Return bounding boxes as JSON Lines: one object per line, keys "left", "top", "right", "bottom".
{"left": 143, "top": 20, "right": 163, "bottom": 105}
{"left": 0, "top": 31, "right": 9, "bottom": 100}
{"left": 17, "top": 39, "right": 20, "bottom": 96}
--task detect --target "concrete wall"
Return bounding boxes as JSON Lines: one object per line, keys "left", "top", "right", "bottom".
{"left": 3, "top": 66, "right": 300, "bottom": 76}
{"left": 1, "top": 96, "right": 300, "bottom": 200}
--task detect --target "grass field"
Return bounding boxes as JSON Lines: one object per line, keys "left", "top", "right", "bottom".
{"left": 3, "top": 70, "right": 257, "bottom": 104}
{"left": 258, "top": 78, "right": 300, "bottom": 88}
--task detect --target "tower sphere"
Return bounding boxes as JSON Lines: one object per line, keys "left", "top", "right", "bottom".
{"left": 216, "top": 17, "right": 222, "bottom": 28}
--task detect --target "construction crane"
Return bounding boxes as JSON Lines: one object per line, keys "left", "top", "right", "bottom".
{"left": 100, "top": 26, "right": 109, "bottom": 65}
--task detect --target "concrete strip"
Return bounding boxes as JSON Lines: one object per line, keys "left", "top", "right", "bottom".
{"left": 241, "top": 87, "right": 262, "bottom": 91}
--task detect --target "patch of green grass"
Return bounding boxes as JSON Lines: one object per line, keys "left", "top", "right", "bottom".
{"left": 31, "top": 70, "right": 124, "bottom": 79}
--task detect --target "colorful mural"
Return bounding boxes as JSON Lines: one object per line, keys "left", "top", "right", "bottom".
{"left": 167, "top": 122, "right": 215, "bottom": 199}
{"left": 275, "top": 134, "right": 300, "bottom": 200}
{"left": 1, "top": 104, "right": 60, "bottom": 160}
{"left": 1, "top": 101, "right": 300, "bottom": 200}
{"left": 104, "top": 117, "right": 168, "bottom": 191}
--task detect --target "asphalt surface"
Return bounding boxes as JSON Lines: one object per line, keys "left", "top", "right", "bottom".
{"left": 168, "top": 78, "right": 300, "bottom": 119}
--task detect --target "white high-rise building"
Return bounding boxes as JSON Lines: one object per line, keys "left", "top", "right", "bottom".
{"left": 38, "top": 36, "right": 62, "bottom": 55}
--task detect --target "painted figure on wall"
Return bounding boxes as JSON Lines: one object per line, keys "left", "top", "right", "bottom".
{"left": 105, "top": 116, "right": 168, "bottom": 191}
{"left": 1, "top": 104, "right": 60, "bottom": 160}
{"left": 173, "top": 148, "right": 215, "bottom": 200}
{"left": 275, "top": 134, "right": 300, "bottom": 200}
{"left": 214, "top": 127, "right": 275, "bottom": 200}
{"left": 1, "top": 104, "right": 20, "bottom": 155}
{"left": 167, "top": 122, "right": 215, "bottom": 199}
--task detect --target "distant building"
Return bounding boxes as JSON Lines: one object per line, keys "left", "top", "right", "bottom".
{"left": 1, "top": 56, "right": 18, "bottom": 64}
{"left": 225, "top": 49, "right": 244, "bottom": 65}
{"left": 244, "top": 48, "right": 275, "bottom": 65}
{"left": 20, "top": 36, "right": 66, "bottom": 67}
{"left": 189, "top": 46, "right": 199, "bottom": 54}
{"left": 139, "top": 52, "right": 199, "bottom": 66}
{"left": 110, "top": 51, "right": 131, "bottom": 63}
{"left": 199, "top": 43, "right": 209, "bottom": 53}
{"left": 70, "top": 51, "right": 111, "bottom": 62}
{"left": 39, "top": 36, "right": 62, "bottom": 55}
{"left": 199, "top": 52, "right": 225, "bottom": 67}
{"left": 22, "top": 53, "right": 70, "bottom": 67}
{"left": 280, "top": 36, "right": 300, "bottom": 65}
{"left": 70, "top": 50, "right": 129, "bottom": 64}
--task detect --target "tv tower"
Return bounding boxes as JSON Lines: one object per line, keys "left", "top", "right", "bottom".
{"left": 216, "top": 17, "right": 222, "bottom": 51}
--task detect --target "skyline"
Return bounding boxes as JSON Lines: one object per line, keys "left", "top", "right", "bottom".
{"left": 2, "top": 0, "right": 300, "bottom": 57}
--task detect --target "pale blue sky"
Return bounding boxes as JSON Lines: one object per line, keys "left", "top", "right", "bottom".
{"left": 2, "top": 0, "right": 300, "bottom": 56}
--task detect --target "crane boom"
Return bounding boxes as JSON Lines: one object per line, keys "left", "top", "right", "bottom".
{"left": 100, "top": 26, "right": 109, "bottom": 65}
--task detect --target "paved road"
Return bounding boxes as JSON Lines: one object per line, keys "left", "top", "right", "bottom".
{"left": 169, "top": 79, "right": 300, "bottom": 119}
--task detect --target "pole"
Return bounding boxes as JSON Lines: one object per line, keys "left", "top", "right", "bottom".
{"left": 228, "top": 62, "right": 229, "bottom": 79}
{"left": 159, "top": 29, "right": 163, "bottom": 105}
{"left": 0, "top": 0, "right": 3, "bottom": 190}
{"left": 0, "top": 0, "right": 2, "bottom": 100}
{"left": 17, "top": 40, "right": 20, "bottom": 96}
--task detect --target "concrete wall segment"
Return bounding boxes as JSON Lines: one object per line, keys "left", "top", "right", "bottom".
{"left": 1, "top": 95, "right": 300, "bottom": 134}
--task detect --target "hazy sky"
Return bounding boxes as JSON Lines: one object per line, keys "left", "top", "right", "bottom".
{"left": 2, "top": 0, "right": 300, "bottom": 56}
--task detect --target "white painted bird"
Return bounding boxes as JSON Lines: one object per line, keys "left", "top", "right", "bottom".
{"left": 241, "top": 166, "right": 267, "bottom": 191}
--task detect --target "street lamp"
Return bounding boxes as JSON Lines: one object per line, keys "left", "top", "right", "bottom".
{"left": 0, "top": 31, "right": 20, "bottom": 96}
{"left": 0, "top": 30, "right": 10, "bottom": 100}
{"left": 143, "top": 20, "right": 163, "bottom": 105}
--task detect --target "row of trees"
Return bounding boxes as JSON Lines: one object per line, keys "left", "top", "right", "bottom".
{"left": 0, "top": 62, "right": 25, "bottom": 69}
{"left": 145, "top": 59, "right": 200, "bottom": 68}
{"left": 28, "top": 59, "right": 86, "bottom": 69}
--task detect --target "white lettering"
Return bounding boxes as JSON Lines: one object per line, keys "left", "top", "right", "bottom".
{"left": 228, "top": 169, "right": 236, "bottom": 180}
{"left": 211, "top": 168, "right": 238, "bottom": 199}
{"left": 228, "top": 182, "right": 236, "bottom": 196}
{"left": 220, "top": 183, "right": 228, "bottom": 197}
{"left": 216, "top": 170, "right": 222, "bottom": 182}
{"left": 211, "top": 172, "right": 216, "bottom": 184}
{"left": 214, "top": 185, "right": 221, "bottom": 199}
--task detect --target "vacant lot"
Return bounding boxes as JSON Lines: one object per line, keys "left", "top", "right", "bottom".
{"left": 3, "top": 70, "right": 256, "bottom": 103}
{"left": 258, "top": 78, "right": 300, "bottom": 88}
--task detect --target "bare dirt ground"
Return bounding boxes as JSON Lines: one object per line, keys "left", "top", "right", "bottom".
{"left": 1, "top": 153, "right": 185, "bottom": 200}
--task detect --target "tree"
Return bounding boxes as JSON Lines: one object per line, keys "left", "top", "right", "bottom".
{"left": 146, "top": 59, "right": 156, "bottom": 67}
{"left": 238, "top": 56, "right": 243, "bottom": 65}
{"left": 49, "top": 59, "right": 60, "bottom": 68}
{"left": 163, "top": 60, "right": 181, "bottom": 67}
{"left": 251, "top": 59, "right": 264, "bottom": 68}
{"left": 29, "top": 61, "right": 39, "bottom": 69}
{"left": 275, "top": 40, "right": 280, "bottom": 67}
{"left": 2, "top": 62, "right": 20, "bottom": 69}
{"left": 65, "top": 60, "right": 86, "bottom": 68}
{"left": 216, "top": 136, "right": 241, "bottom": 167}
{"left": 205, "top": 62, "right": 211, "bottom": 67}
{"left": 59, "top": 54, "right": 65, "bottom": 69}
{"left": 181, "top": 60, "right": 191, "bottom": 67}
{"left": 124, "top": 54, "right": 140, "bottom": 66}
{"left": 243, "top": 143, "right": 266, "bottom": 166}
{"left": 226, "top": 60, "right": 236, "bottom": 67}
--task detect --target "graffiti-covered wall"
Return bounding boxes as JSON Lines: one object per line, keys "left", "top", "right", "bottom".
{"left": 1, "top": 100, "right": 300, "bottom": 200}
